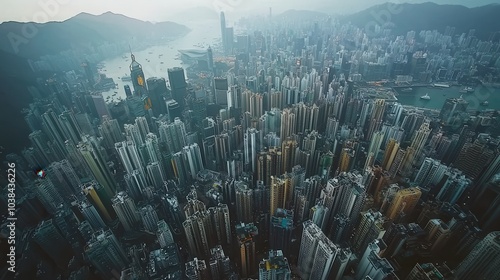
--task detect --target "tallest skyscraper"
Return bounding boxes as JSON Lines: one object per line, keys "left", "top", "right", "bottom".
{"left": 220, "top": 11, "right": 226, "bottom": 53}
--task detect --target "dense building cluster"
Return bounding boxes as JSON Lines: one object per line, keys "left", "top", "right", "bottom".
{"left": 2, "top": 8, "right": 500, "bottom": 280}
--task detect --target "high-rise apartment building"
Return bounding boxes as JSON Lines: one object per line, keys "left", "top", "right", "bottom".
{"left": 112, "top": 191, "right": 140, "bottom": 231}
{"left": 454, "top": 231, "right": 500, "bottom": 280}
{"left": 258, "top": 250, "right": 292, "bottom": 280}
{"left": 386, "top": 187, "right": 421, "bottom": 220}
{"left": 236, "top": 222, "right": 259, "bottom": 278}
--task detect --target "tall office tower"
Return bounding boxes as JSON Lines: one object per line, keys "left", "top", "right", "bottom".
{"left": 82, "top": 181, "right": 114, "bottom": 222}
{"left": 381, "top": 138, "right": 400, "bottom": 171}
{"left": 157, "top": 220, "right": 175, "bottom": 248}
{"left": 159, "top": 117, "right": 187, "bottom": 153}
{"left": 182, "top": 143, "right": 204, "bottom": 179}
{"left": 59, "top": 110, "right": 83, "bottom": 144}
{"left": 409, "top": 121, "right": 431, "bottom": 163}
{"left": 310, "top": 202, "right": 329, "bottom": 230}
{"left": 115, "top": 141, "right": 144, "bottom": 175}
{"left": 29, "top": 130, "right": 56, "bottom": 164}
{"left": 129, "top": 53, "right": 148, "bottom": 97}
{"left": 424, "top": 219, "right": 451, "bottom": 253}
{"left": 33, "top": 219, "right": 74, "bottom": 269}
{"left": 186, "top": 258, "right": 210, "bottom": 280}
{"left": 454, "top": 231, "right": 500, "bottom": 279}
{"left": 146, "top": 162, "right": 164, "bottom": 189}
{"left": 225, "top": 27, "right": 234, "bottom": 54}
{"left": 236, "top": 222, "right": 259, "bottom": 277}
{"left": 124, "top": 169, "right": 147, "bottom": 201}
{"left": 281, "top": 138, "right": 297, "bottom": 173}
{"left": 41, "top": 108, "right": 68, "bottom": 153}
{"left": 406, "top": 263, "right": 454, "bottom": 280}
{"left": 235, "top": 181, "right": 254, "bottom": 223}
{"left": 270, "top": 176, "right": 288, "bottom": 217}
{"left": 146, "top": 77, "right": 168, "bottom": 117}
{"left": 79, "top": 201, "right": 107, "bottom": 230}
{"left": 435, "top": 169, "right": 471, "bottom": 204}
{"left": 214, "top": 77, "right": 229, "bottom": 105}
{"left": 352, "top": 210, "right": 387, "bottom": 254}
{"left": 365, "top": 99, "right": 386, "bottom": 141}
{"left": 85, "top": 229, "right": 129, "bottom": 279}
{"left": 298, "top": 220, "right": 340, "bottom": 280}
{"left": 323, "top": 173, "right": 366, "bottom": 236}
{"left": 439, "top": 97, "right": 469, "bottom": 125}
{"left": 220, "top": 12, "right": 226, "bottom": 52}
{"left": 34, "top": 178, "right": 64, "bottom": 214}
{"left": 208, "top": 246, "right": 232, "bottom": 280}
{"left": 388, "top": 147, "right": 406, "bottom": 178}
{"left": 258, "top": 250, "right": 292, "bottom": 280}
{"left": 98, "top": 116, "right": 124, "bottom": 149}
{"left": 474, "top": 153, "right": 500, "bottom": 198}
{"left": 280, "top": 109, "right": 296, "bottom": 140}
{"left": 46, "top": 159, "right": 80, "bottom": 198}
{"left": 168, "top": 67, "right": 187, "bottom": 108}
{"left": 90, "top": 93, "right": 112, "bottom": 120}
{"left": 124, "top": 84, "right": 132, "bottom": 97}
{"left": 454, "top": 136, "right": 495, "bottom": 180}
{"left": 112, "top": 191, "right": 140, "bottom": 231}
{"left": 140, "top": 204, "right": 159, "bottom": 232}
{"left": 338, "top": 147, "right": 355, "bottom": 173}
{"left": 126, "top": 94, "right": 147, "bottom": 118}
{"left": 269, "top": 208, "right": 293, "bottom": 255}
{"left": 386, "top": 187, "right": 421, "bottom": 221}
{"left": 184, "top": 198, "right": 206, "bottom": 218}
{"left": 124, "top": 124, "right": 143, "bottom": 146}
{"left": 244, "top": 128, "right": 260, "bottom": 172}
{"left": 207, "top": 46, "right": 214, "bottom": 71}
{"left": 171, "top": 151, "right": 189, "bottom": 184}
{"left": 414, "top": 157, "right": 447, "bottom": 188}
{"left": 210, "top": 204, "right": 232, "bottom": 245}
{"left": 183, "top": 211, "right": 211, "bottom": 257}
{"left": 355, "top": 239, "right": 394, "bottom": 280}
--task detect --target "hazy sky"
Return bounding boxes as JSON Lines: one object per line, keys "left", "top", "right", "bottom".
{"left": 1, "top": 0, "right": 499, "bottom": 24}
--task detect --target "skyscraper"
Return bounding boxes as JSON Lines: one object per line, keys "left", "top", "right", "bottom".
{"left": 146, "top": 77, "right": 169, "bottom": 117}
{"left": 352, "top": 210, "right": 386, "bottom": 254}
{"left": 235, "top": 181, "right": 254, "bottom": 223}
{"left": 297, "top": 220, "right": 340, "bottom": 280}
{"left": 269, "top": 208, "right": 294, "bottom": 255}
{"left": 157, "top": 220, "right": 175, "bottom": 248}
{"left": 354, "top": 239, "right": 394, "bottom": 280}
{"left": 33, "top": 219, "right": 74, "bottom": 269}
{"left": 168, "top": 67, "right": 187, "bottom": 108}
{"left": 454, "top": 231, "right": 500, "bottom": 280}
{"left": 386, "top": 187, "right": 421, "bottom": 220}
{"left": 130, "top": 53, "right": 148, "bottom": 97}
{"left": 85, "top": 229, "right": 129, "bottom": 279}
{"left": 439, "top": 97, "right": 469, "bottom": 125}
{"left": 259, "top": 250, "right": 292, "bottom": 280}
{"left": 236, "top": 222, "right": 259, "bottom": 277}
{"left": 112, "top": 191, "right": 140, "bottom": 231}
{"left": 140, "top": 204, "right": 159, "bottom": 232}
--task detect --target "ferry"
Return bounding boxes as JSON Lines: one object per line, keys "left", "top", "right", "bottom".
{"left": 481, "top": 101, "right": 489, "bottom": 106}
{"left": 433, "top": 83, "right": 450, "bottom": 88}
{"left": 420, "top": 93, "right": 431, "bottom": 100}
{"left": 401, "top": 87, "right": 413, "bottom": 92}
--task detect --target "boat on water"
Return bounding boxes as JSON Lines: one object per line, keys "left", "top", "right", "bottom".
{"left": 459, "top": 86, "right": 475, "bottom": 93}
{"left": 401, "top": 87, "right": 413, "bottom": 92}
{"left": 481, "top": 101, "right": 489, "bottom": 106}
{"left": 420, "top": 93, "right": 431, "bottom": 100}
{"left": 433, "top": 83, "right": 450, "bottom": 88}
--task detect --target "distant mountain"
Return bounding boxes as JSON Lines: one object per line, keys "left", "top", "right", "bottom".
{"left": 342, "top": 2, "right": 500, "bottom": 40}
{"left": 276, "top": 10, "right": 330, "bottom": 22}
{"left": 0, "top": 12, "right": 190, "bottom": 58}
{"left": 167, "top": 7, "right": 220, "bottom": 23}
